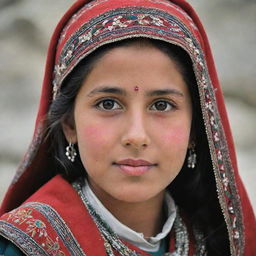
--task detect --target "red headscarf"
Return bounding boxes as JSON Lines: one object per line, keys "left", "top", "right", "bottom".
{"left": 1, "top": 0, "right": 255, "bottom": 255}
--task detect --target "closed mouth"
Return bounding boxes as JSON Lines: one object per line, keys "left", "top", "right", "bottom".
{"left": 114, "top": 158, "right": 157, "bottom": 167}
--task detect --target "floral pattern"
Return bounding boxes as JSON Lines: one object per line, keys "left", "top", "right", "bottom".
{"left": 53, "top": 9, "right": 187, "bottom": 98}
{"left": 51, "top": 5, "right": 244, "bottom": 255}
{"left": 0, "top": 1, "right": 244, "bottom": 255}
{"left": 26, "top": 219, "right": 47, "bottom": 238}
{"left": 7, "top": 208, "right": 33, "bottom": 224}
{"left": 0, "top": 202, "right": 87, "bottom": 254}
{"left": 5, "top": 207, "right": 65, "bottom": 256}
{"left": 43, "top": 236, "right": 65, "bottom": 256}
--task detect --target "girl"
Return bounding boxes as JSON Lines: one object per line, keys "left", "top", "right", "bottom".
{"left": 0, "top": 0, "right": 255, "bottom": 255}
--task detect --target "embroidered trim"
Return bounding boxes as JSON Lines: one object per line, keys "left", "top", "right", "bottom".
{"left": 53, "top": 7, "right": 197, "bottom": 99}
{"left": 0, "top": 221, "right": 49, "bottom": 255}
{"left": 73, "top": 179, "right": 207, "bottom": 256}
{"left": 195, "top": 67, "right": 244, "bottom": 255}
{"left": 73, "top": 180, "right": 139, "bottom": 256}
{"left": 4, "top": 3, "right": 244, "bottom": 255}
{"left": 52, "top": 6, "right": 244, "bottom": 255}
{"left": 0, "top": 203, "right": 86, "bottom": 256}
{"left": 26, "top": 202, "right": 86, "bottom": 256}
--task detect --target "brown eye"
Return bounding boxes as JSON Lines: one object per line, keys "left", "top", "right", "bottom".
{"left": 103, "top": 99, "right": 114, "bottom": 109}
{"left": 150, "top": 100, "right": 173, "bottom": 111}
{"left": 97, "top": 99, "right": 122, "bottom": 111}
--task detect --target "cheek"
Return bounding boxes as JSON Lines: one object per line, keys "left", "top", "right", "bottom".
{"left": 77, "top": 122, "right": 117, "bottom": 154}
{"left": 78, "top": 125, "right": 110, "bottom": 150}
{"left": 77, "top": 125, "right": 110, "bottom": 165}
{"left": 83, "top": 125, "right": 106, "bottom": 142}
{"left": 161, "top": 125, "right": 190, "bottom": 149}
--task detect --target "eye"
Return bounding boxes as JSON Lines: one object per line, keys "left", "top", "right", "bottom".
{"left": 150, "top": 100, "right": 174, "bottom": 112}
{"left": 96, "top": 99, "right": 122, "bottom": 111}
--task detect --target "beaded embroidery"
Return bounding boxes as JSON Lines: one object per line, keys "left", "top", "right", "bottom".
{"left": 5, "top": 1, "right": 244, "bottom": 255}
{"left": 52, "top": 6, "right": 244, "bottom": 253}
{"left": 73, "top": 179, "right": 207, "bottom": 256}
{"left": 2, "top": 207, "right": 65, "bottom": 256}
{"left": 0, "top": 202, "right": 86, "bottom": 256}
{"left": 53, "top": 8, "right": 194, "bottom": 99}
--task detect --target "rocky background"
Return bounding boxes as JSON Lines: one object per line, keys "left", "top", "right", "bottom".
{"left": 0, "top": 0, "right": 255, "bottom": 213}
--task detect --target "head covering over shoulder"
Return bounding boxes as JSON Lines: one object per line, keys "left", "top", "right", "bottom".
{"left": 1, "top": 0, "right": 255, "bottom": 255}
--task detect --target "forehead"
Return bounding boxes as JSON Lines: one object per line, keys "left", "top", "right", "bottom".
{"left": 53, "top": 0, "right": 203, "bottom": 100}
{"left": 77, "top": 44, "right": 190, "bottom": 96}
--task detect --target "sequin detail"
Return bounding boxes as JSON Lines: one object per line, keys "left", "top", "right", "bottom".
{"left": 53, "top": 7, "right": 198, "bottom": 99}
{"left": 3, "top": 207, "right": 65, "bottom": 255}
{"left": 73, "top": 179, "right": 206, "bottom": 256}
{"left": 0, "top": 203, "right": 86, "bottom": 256}
{"left": 51, "top": 6, "right": 244, "bottom": 255}
{"left": 52, "top": 6, "right": 244, "bottom": 254}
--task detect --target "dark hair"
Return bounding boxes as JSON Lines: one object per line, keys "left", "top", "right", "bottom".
{"left": 46, "top": 38, "right": 229, "bottom": 255}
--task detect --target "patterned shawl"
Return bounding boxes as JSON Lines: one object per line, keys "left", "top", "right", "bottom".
{"left": 1, "top": 0, "right": 255, "bottom": 255}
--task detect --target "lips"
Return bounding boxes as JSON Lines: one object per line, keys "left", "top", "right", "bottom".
{"left": 115, "top": 159, "right": 155, "bottom": 166}
{"left": 114, "top": 159, "right": 156, "bottom": 176}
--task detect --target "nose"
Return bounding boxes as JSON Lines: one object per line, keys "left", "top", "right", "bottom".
{"left": 121, "top": 110, "right": 150, "bottom": 150}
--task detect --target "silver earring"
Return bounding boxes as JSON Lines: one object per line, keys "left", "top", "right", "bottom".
{"left": 66, "top": 142, "right": 77, "bottom": 162}
{"left": 187, "top": 143, "right": 196, "bottom": 169}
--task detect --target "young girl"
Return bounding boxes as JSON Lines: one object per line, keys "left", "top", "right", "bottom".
{"left": 0, "top": 0, "right": 255, "bottom": 255}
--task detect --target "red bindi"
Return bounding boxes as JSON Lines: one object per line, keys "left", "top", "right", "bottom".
{"left": 134, "top": 86, "right": 139, "bottom": 92}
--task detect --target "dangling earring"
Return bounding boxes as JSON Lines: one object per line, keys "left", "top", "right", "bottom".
{"left": 66, "top": 142, "right": 77, "bottom": 162}
{"left": 187, "top": 142, "right": 196, "bottom": 169}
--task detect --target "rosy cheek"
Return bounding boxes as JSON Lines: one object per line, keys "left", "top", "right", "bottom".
{"left": 162, "top": 126, "right": 190, "bottom": 147}
{"left": 78, "top": 125, "right": 110, "bottom": 164}
{"left": 82, "top": 125, "right": 108, "bottom": 145}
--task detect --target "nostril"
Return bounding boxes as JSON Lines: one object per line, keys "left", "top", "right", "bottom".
{"left": 122, "top": 138, "right": 149, "bottom": 149}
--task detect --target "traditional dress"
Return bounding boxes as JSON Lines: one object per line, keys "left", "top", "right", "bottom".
{"left": 0, "top": 0, "right": 255, "bottom": 255}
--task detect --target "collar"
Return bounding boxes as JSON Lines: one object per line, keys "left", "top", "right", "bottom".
{"left": 83, "top": 179, "right": 176, "bottom": 252}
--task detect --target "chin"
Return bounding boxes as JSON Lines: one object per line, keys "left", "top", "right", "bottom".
{"left": 111, "top": 186, "right": 164, "bottom": 204}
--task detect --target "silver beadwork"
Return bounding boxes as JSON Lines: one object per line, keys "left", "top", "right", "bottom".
{"left": 65, "top": 142, "right": 77, "bottom": 162}
{"left": 187, "top": 143, "right": 197, "bottom": 169}
{"left": 72, "top": 179, "right": 207, "bottom": 256}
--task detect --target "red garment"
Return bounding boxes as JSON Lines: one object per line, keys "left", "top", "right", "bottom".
{"left": 0, "top": 0, "right": 255, "bottom": 255}
{"left": 0, "top": 175, "right": 196, "bottom": 256}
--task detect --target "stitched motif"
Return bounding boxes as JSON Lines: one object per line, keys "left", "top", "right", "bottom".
{"left": 2, "top": 202, "right": 86, "bottom": 256}
{"left": 0, "top": 221, "right": 47, "bottom": 255}
{"left": 53, "top": 7, "right": 193, "bottom": 98}
{"left": 25, "top": 202, "right": 85, "bottom": 256}
{"left": 4, "top": 207, "right": 65, "bottom": 256}
{"left": 52, "top": 6, "right": 244, "bottom": 255}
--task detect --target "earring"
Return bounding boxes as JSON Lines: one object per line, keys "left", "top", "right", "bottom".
{"left": 66, "top": 142, "right": 77, "bottom": 162}
{"left": 187, "top": 142, "right": 196, "bottom": 169}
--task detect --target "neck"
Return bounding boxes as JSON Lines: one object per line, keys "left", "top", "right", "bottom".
{"left": 90, "top": 186, "right": 166, "bottom": 238}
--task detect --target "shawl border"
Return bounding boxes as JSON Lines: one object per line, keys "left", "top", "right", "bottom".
{"left": 52, "top": 6, "right": 245, "bottom": 255}
{"left": 0, "top": 202, "right": 86, "bottom": 256}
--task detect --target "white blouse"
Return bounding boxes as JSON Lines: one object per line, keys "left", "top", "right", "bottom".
{"left": 83, "top": 179, "right": 176, "bottom": 252}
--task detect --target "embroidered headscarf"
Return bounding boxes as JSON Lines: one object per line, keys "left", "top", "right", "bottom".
{"left": 1, "top": 0, "right": 255, "bottom": 255}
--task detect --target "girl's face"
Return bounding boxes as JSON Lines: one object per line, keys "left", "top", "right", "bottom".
{"left": 64, "top": 44, "right": 192, "bottom": 203}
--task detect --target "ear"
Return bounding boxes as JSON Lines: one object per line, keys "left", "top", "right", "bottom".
{"left": 61, "top": 114, "right": 77, "bottom": 143}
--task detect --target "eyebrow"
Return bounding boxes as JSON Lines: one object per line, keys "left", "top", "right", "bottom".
{"left": 87, "top": 86, "right": 184, "bottom": 97}
{"left": 87, "top": 86, "right": 127, "bottom": 97}
{"left": 146, "top": 89, "right": 184, "bottom": 97}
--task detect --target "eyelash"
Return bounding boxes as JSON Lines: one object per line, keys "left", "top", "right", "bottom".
{"left": 95, "top": 98, "right": 122, "bottom": 111}
{"left": 95, "top": 98, "right": 176, "bottom": 112}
